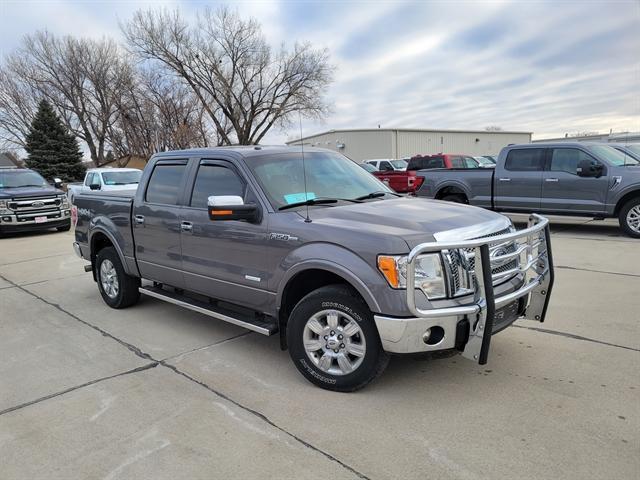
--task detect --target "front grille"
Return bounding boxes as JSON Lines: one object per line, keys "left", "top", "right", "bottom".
{"left": 447, "top": 227, "right": 519, "bottom": 296}
{"left": 7, "top": 196, "right": 61, "bottom": 213}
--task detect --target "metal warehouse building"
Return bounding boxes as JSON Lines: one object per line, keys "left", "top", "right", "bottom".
{"left": 286, "top": 128, "right": 532, "bottom": 162}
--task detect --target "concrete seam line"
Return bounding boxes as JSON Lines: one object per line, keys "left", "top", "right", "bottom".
{"left": 512, "top": 325, "right": 640, "bottom": 352}
{"left": 0, "top": 252, "right": 69, "bottom": 267}
{"left": 1, "top": 272, "right": 369, "bottom": 478}
{"left": 0, "top": 273, "right": 156, "bottom": 362}
{"left": 556, "top": 265, "right": 640, "bottom": 278}
{"left": 158, "top": 331, "right": 254, "bottom": 363}
{"left": 159, "top": 360, "right": 371, "bottom": 480}
{"left": 0, "top": 363, "right": 158, "bottom": 417}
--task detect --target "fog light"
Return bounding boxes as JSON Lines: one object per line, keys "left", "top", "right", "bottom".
{"left": 423, "top": 326, "right": 445, "bottom": 346}
{"left": 2, "top": 216, "right": 11, "bottom": 222}
{"left": 422, "top": 329, "right": 432, "bottom": 344}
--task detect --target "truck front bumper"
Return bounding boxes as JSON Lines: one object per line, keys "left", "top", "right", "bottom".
{"left": 0, "top": 209, "right": 71, "bottom": 233}
{"left": 374, "top": 214, "right": 554, "bottom": 364}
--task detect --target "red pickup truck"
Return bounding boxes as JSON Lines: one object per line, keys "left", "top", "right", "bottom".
{"left": 407, "top": 154, "right": 480, "bottom": 170}
{"left": 372, "top": 169, "right": 423, "bottom": 194}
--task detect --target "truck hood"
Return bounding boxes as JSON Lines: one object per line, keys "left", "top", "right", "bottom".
{"left": 304, "top": 197, "right": 512, "bottom": 249}
{"left": 0, "top": 185, "right": 62, "bottom": 199}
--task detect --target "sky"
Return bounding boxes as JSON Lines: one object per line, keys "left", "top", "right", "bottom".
{"left": 1, "top": 0, "right": 639, "bottom": 145}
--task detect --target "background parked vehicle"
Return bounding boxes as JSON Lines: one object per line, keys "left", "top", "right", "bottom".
{"left": 72, "top": 146, "right": 553, "bottom": 391}
{"left": 407, "top": 153, "right": 480, "bottom": 170}
{"left": 0, "top": 167, "right": 71, "bottom": 234}
{"left": 372, "top": 168, "right": 422, "bottom": 194}
{"left": 359, "top": 162, "right": 377, "bottom": 173}
{"left": 364, "top": 159, "right": 407, "bottom": 171}
{"left": 415, "top": 142, "right": 640, "bottom": 237}
{"left": 68, "top": 168, "right": 142, "bottom": 203}
{"left": 474, "top": 156, "right": 497, "bottom": 168}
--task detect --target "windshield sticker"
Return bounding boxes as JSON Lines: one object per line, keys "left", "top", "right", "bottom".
{"left": 284, "top": 192, "right": 316, "bottom": 204}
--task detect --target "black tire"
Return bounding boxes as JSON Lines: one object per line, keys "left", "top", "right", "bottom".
{"left": 95, "top": 246, "right": 140, "bottom": 308}
{"left": 619, "top": 197, "right": 640, "bottom": 238}
{"left": 442, "top": 194, "right": 466, "bottom": 203}
{"left": 287, "top": 284, "right": 389, "bottom": 392}
{"left": 56, "top": 224, "right": 71, "bottom": 232}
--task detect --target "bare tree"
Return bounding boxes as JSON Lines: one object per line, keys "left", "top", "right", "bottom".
{"left": 0, "top": 70, "right": 40, "bottom": 149}
{"left": 110, "top": 68, "right": 220, "bottom": 162}
{"left": 122, "top": 6, "right": 334, "bottom": 145}
{"left": 5, "top": 32, "right": 133, "bottom": 165}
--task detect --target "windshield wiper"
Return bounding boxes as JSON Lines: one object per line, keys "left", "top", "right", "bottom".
{"left": 278, "top": 197, "right": 363, "bottom": 211}
{"left": 355, "top": 191, "right": 400, "bottom": 201}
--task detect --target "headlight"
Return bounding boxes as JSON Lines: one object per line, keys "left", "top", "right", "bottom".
{"left": 59, "top": 194, "right": 70, "bottom": 208}
{"left": 0, "top": 200, "right": 11, "bottom": 214}
{"left": 378, "top": 253, "right": 447, "bottom": 299}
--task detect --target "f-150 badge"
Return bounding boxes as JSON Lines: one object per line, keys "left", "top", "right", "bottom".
{"left": 269, "top": 232, "right": 299, "bottom": 242}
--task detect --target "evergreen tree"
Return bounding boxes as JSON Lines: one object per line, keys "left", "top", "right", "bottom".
{"left": 25, "top": 100, "right": 85, "bottom": 181}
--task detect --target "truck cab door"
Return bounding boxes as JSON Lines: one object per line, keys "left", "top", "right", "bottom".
{"left": 540, "top": 147, "right": 609, "bottom": 214}
{"left": 180, "top": 159, "right": 271, "bottom": 312}
{"left": 133, "top": 159, "right": 189, "bottom": 288}
{"left": 494, "top": 148, "right": 545, "bottom": 211}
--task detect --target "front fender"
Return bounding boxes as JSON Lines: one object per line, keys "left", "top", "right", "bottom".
{"left": 275, "top": 243, "right": 385, "bottom": 313}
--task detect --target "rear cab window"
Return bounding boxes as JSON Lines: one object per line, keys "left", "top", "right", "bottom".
{"left": 408, "top": 156, "right": 445, "bottom": 170}
{"left": 505, "top": 149, "right": 545, "bottom": 171}
{"left": 145, "top": 162, "right": 188, "bottom": 205}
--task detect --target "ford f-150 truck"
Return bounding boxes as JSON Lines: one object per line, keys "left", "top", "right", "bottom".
{"left": 0, "top": 168, "right": 71, "bottom": 234}
{"left": 68, "top": 168, "right": 142, "bottom": 204}
{"left": 73, "top": 146, "right": 554, "bottom": 391}
{"left": 416, "top": 142, "right": 640, "bottom": 238}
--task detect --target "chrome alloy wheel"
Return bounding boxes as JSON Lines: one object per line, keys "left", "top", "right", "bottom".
{"left": 302, "top": 309, "right": 366, "bottom": 376}
{"left": 99, "top": 259, "right": 119, "bottom": 299}
{"left": 627, "top": 205, "right": 640, "bottom": 233}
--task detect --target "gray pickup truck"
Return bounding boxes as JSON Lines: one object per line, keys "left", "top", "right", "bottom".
{"left": 415, "top": 142, "right": 640, "bottom": 237}
{"left": 73, "top": 146, "right": 554, "bottom": 391}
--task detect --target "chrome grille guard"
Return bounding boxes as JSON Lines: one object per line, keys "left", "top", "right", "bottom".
{"left": 406, "top": 214, "right": 554, "bottom": 365}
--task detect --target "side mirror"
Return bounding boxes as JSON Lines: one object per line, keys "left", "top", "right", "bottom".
{"left": 53, "top": 178, "right": 63, "bottom": 189}
{"left": 89, "top": 182, "right": 101, "bottom": 190}
{"left": 208, "top": 195, "right": 259, "bottom": 223}
{"left": 577, "top": 159, "right": 603, "bottom": 178}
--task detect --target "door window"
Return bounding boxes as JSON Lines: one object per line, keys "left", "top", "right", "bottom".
{"left": 379, "top": 161, "right": 392, "bottom": 171}
{"left": 145, "top": 164, "right": 187, "bottom": 205}
{"left": 505, "top": 149, "right": 545, "bottom": 171}
{"left": 85, "top": 173, "right": 95, "bottom": 186}
{"left": 550, "top": 148, "right": 598, "bottom": 175}
{"left": 464, "top": 156, "right": 480, "bottom": 168}
{"left": 190, "top": 164, "right": 245, "bottom": 208}
{"left": 450, "top": 156, "right": 465, "bottom": 168}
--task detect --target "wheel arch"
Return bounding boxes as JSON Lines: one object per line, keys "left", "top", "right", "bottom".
{"left": 276, "top": 261, "right": 381, "bottom": 350}
{"left": 435, "top": 182, "right": 470, "bottom": 201}
{"left": 613, "top": 189, "right": 640, "bottom": 216}
{"left": 89, "top": 227, "right": 131, "bottom": 279}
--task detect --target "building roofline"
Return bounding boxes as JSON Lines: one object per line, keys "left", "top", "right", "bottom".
{"left": 287, "top": 128, "right": 533, "bottom": 144}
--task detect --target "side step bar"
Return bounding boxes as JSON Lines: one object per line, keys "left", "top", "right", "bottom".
{"left": 139, "top": 285, "right": 278, "bottom": 336}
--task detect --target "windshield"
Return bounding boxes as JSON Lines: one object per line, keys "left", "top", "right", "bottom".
{"left": 0, "top": 170, "right": 48, "bottom": 188}
{"left": 587, "top": 145, "right": 639, "bottom": 166}
{"left": 391, "top": 160, "right": 407, "bottom": 169}
{"left": 246, "top": 152, "right": 393, "bottom": 209}
{"left": 101, "top": 170, "right": 142, "bottom": 185}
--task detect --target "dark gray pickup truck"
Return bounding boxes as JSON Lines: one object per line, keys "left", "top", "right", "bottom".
{"left": 416, "top": 143, "right": 640, "bottom": 237}
{"left": 73, "top": 146, "right": 554, "bottom": 391}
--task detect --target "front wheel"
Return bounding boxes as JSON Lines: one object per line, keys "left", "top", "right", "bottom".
{"left": 619, "top": 197, "right": 640, "bottom": 238}
{"left": 95, "top": 246, "right": 140, "bottom": 308}
{"left": 287, "top": 284, "right": 389, "bottom": 392}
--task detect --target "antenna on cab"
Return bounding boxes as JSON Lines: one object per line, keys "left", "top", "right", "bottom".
{"left": 299, "top": 112, "right": 311, "bottom": 223}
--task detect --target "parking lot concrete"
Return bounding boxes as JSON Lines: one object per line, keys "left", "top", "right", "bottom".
{"left": 1, "top": 217, "right": 638, "bottom": 480}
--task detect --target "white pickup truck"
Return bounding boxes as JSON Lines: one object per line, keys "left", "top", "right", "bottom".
{"left": 68, "top": 168, "right": 142, "bottom": 204}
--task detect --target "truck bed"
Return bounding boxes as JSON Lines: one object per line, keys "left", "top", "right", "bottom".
{"left": 73, "top": 191, "right": 136, "bottom": 267}
{"left": 415, "top": 168, "right": 495, "bottom": 209}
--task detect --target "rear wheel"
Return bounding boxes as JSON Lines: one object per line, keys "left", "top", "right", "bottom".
{"left": 442, "top": 194, "right": 466, "bottom": 203}
{"left": 95, "top": 246, "right": 140, "bottom": 308}
{"left": 287, "top": 284, "right": 389, "bottom": 392}
{"left": 619, "top": 197, "right": 640, "bottom": 238}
